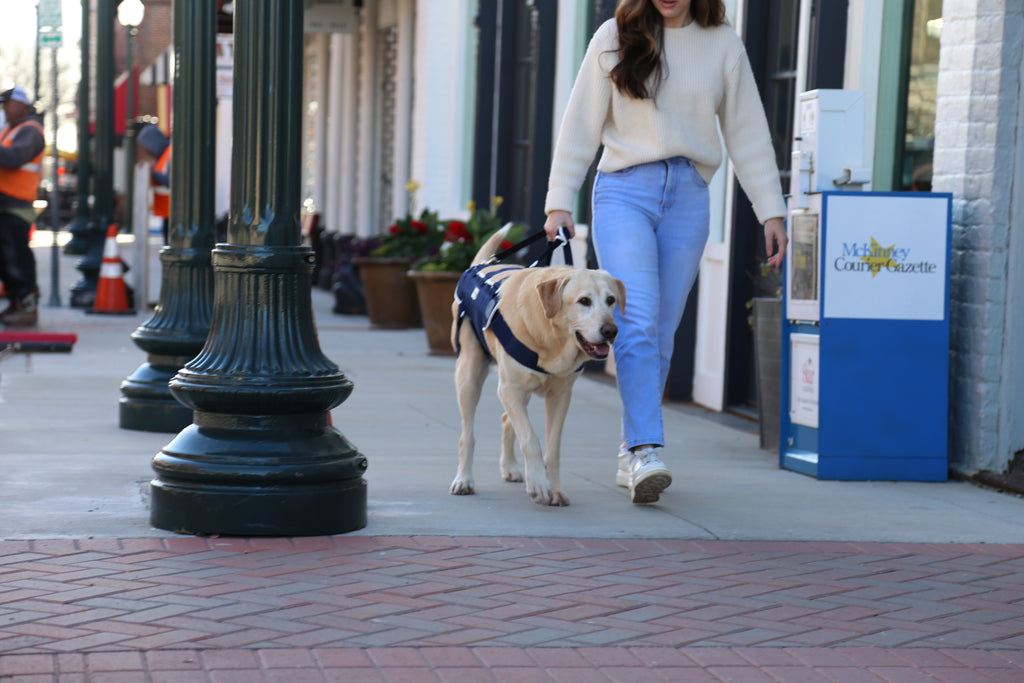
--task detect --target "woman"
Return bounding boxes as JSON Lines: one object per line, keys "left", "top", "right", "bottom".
{"left": 543, "top": 0, "right": 788, "bottom": 504}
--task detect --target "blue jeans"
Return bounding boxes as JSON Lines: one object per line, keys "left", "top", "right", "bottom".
{"left": 592, "top": 157, "right": 710, "bottom": 452}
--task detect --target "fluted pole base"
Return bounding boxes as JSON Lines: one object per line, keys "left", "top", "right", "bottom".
{"left": 121, "top": 248, "right": 215, "bottom": 433}
{"left": 120, "top": 356, "right": 195, "bottom": 432}
{"left": 150, "top": 245, "right": 367, "bottom": 536}
{"left": 68, "top": 233, "right": 105, "bottom": 308}
{"left": 63, "top": 214, "right": 93, "bottom": 255}
{"left": 151, "top": 412, "right": 367, "bottom": 536}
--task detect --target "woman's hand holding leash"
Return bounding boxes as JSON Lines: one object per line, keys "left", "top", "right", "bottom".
{"left": 544, "top": 210, "right": 575, "bottom": 241}
{"left": 763, "top": 216, "right": 788, "bottom": 268}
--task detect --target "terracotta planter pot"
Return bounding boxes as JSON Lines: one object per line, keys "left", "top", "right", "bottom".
{"left": 352, "top": 257, "right": 422, "bottom": 328}
{"left": 408, "top": 270, "right": 461, "bottom": 355}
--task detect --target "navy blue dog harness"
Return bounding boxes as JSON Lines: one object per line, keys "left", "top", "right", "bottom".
{"left": 455, "top": 229, "right": 573, "bottom": 375}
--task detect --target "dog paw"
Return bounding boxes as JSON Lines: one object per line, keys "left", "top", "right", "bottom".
{"left": 526, "top": 478, "right": 554, "bottom": 505}
{"left": 450, "top": 478, "right": 475, "bottom": 495}
{"left": 549, "top": 491, "right": 570, "bottom": 506}
{"left": 501, "top": 466, "right": 523, "bottom": 483}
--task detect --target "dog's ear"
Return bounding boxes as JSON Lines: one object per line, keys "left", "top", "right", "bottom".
{"left": 613, "top": 278, "right": 626, "bottom": 313}
{"left": 537, "top": 277, "right": 568, "bottom": 319}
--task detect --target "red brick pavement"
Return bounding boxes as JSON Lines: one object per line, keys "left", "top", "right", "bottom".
{"left": 2, "top": 536, "right": 1023, "bottom": 681}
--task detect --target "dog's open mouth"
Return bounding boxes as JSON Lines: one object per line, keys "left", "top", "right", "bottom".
{"left": 576, "top": 331, "right": 611, "bottom": 360}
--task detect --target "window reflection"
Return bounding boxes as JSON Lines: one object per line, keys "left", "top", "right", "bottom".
{"left": 900, "top": 0, "right": 942, "bottom": 192}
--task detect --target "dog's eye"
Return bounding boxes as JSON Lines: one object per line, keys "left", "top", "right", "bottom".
{"left": 578, "top": 296, "right": 592, "bottom": 307}
{"left": 606, "top": 296, "right": 616, "bottom": 307}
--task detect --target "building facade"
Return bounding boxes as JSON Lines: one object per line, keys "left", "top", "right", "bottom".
{"left": 274, "top": 0, "right": 1021, "bottom": 476}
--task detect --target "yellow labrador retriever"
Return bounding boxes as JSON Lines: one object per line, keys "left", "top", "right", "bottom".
{"left": 449, "top": 227, "right": 625, "bottom": 505}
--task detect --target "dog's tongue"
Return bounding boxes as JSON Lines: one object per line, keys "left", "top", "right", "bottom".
{"left": 592, "top": 343, "right": 610, "bottom": 358}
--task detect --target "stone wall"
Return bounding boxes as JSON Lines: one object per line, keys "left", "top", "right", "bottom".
{"left": 932, "top": 0, "right": 1024, "bottom": 474}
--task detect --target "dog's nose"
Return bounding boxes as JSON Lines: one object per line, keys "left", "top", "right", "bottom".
{"left": 601, "top": 322, "right": 618, "bottom": 342}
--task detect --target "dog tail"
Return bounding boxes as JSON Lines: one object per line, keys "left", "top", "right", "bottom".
{"left": 471, "top": 223, "right": 513, "bottom": 267}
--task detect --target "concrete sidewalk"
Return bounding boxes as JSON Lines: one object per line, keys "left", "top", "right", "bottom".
{"left": 4, "top": 235, "right": 1023, "bottom": 543}
{"left": 2, "top": 235, "right": 1023, "bottom": 681}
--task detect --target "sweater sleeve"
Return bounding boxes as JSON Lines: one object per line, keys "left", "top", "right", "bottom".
{"left": 717, "top": 48, "right": 788, "bottom": 224}
{"left": 544, "top": 23, "right": 615, "bottom": 215}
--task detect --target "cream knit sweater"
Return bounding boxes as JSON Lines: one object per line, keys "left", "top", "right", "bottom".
{"left": 545, "top": 19, "right": 787, "bottom": 225}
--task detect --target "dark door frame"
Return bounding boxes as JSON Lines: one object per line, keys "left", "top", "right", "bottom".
{"left": 724, "top": 0, "right": 846, "bottom": 412}
{"left": 471, "top": 0, "right": 557, "bottom": 233}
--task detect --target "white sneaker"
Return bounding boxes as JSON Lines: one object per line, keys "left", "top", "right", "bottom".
{"left": 627, "top": 447, "right": 672, "bottom": 504}
{"left": 616, "top": 445, "right": 631, "bottom": 488}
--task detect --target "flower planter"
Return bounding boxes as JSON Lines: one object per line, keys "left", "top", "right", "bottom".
{"left": 352, "top": 257, "right": 422, "bottom": 328}
{"left": 408, "top": 270, "right": 461, "bottom": 355}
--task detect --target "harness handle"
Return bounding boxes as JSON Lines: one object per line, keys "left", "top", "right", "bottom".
{"left": 488, "top": 226, "right": 574, "bottom": 267}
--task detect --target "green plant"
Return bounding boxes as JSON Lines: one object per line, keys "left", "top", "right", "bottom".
{"left": 371, "top": 180, "right": 446, "bottom": 259}
{"left": 411, "top": 196, "right": 526, "bottom": 272}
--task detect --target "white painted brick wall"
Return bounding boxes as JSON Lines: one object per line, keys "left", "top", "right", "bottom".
{"left": 932, "top": 1, "right": 1024, "bottom": 474}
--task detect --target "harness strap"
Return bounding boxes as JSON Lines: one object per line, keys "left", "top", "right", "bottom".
{"left": 456, "top": 227, "right": 580, "bottom": 374}
{"left": 489, "top": 227, "right": 574, "bottom": 267}
{"left": 489, "top": 312, "right": 548, "bottom": 374}
{"left": 455, "top": 264, "right": 519, "bottom": 360}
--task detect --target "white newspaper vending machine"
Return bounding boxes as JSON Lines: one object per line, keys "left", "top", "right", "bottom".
{"left": 780, "top": 90, "right": 951, "bottom": 481}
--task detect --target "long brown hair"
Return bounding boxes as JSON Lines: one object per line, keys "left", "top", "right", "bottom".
{"left": 610, "top": 0, "right": 728, "bottom": 100}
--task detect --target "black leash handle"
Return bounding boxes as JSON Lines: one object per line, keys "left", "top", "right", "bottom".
{"left": 488, "top": 226, "right": 574, "bottom": 267}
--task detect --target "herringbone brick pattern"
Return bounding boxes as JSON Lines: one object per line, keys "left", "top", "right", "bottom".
{"left": 2, "top": 537, "right": 1023, "bottom": 680}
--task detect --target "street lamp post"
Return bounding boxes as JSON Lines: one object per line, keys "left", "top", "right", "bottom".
{"left": 120, "top": 0, "right": 216, "bottom": 433}
{"left": 117, "top": 0, "right": 143, "bottom": 288}
{"left": 70, "top": 0, "right": 116, "bottom": 308}
{"left": 65, "top": 0, "right": 94, "bottom": 255}
{"left": 149, "top": 0, "right": 367, "bottom": 535}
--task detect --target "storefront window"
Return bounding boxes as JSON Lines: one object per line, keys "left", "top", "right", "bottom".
{"left": 899, "top": 0, "right": 942, "bottom": 192}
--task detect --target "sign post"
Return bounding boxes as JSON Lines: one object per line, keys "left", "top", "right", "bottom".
{"left": 39, "top": 0, "right": 63, "bottom": 306}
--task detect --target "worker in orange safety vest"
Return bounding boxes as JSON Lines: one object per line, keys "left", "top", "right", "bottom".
{"left": 136, "top": 123, "right": 170, "bottom": 243}
{"left": 0, "top": 86, "right": 45, "bottom": 326}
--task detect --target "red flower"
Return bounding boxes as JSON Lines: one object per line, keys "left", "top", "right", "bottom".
{"left": 499, "top": 240, "right": 514, "bottom": 251}
{"left": 388, "top": 224, "right": 400, "bottom": 236}
{"left": 445, "top": 221, "right": 470, "bottom": 242}
{"left": 411, "top": 221, "right": 429, "bottom": 234}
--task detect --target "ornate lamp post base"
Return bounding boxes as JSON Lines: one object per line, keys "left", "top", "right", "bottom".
{"left": 151, "top": 412, "right": 367, "bottom": 536}
{"left": 63, "top": 216, "right": 93, "bottom": 255}
{"left": 149, "top": 0, "right": 368, "bottom": 536}
{"left": 150, "top": 244, "right": 368, "bottom": 536}
{"left": 119, "top": 356, "right": 194, "bottom": 432}
{"left": 121, "top": 249, "right": 215, "bottom": 433}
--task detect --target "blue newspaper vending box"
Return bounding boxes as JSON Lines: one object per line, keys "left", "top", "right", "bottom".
{"left": 780, "top": 191, "right": 952, "bottom": 481}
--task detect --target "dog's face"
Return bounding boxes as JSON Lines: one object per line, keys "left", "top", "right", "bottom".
{"left": 537, "top": 270, "right": 625, "bottom": 361}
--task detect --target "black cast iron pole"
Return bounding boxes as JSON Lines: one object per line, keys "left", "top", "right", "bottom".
{"left": 70, "top": 0, "right": 115, "bottom": 307}
{"left": 149, "top": 0, "right": 368, "bottom": 535}
{"left": 120, "top": 0, "right": 216, "bottom": 433}
{"left": 65, "top": 0, "right": 94, "bottom": 255}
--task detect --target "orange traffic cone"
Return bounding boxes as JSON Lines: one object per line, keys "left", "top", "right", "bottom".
{"left": 91, "top": 224, "right": 134, "bottom": 314}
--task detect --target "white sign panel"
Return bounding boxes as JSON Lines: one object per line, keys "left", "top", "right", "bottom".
{"left": 38, "top": 0, "right": 63, "bottom": 48}
{"left": 38, "top": 0, "right": 63, "bottom": 28}
{"left": 823, "top": 194, "right": 948, "bottom": 320}
{"left": 789, "top": 333, "right": 820, "bottom": 429}
{"left": 38, "top": 31, "right": 63, "bottom": 49}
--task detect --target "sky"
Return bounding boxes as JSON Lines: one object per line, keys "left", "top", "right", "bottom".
{"left": 0, "top": 0, "right": 83, "bottom": 81}
{"left": 0, "top": 1, "right": 85, "bottom": 151}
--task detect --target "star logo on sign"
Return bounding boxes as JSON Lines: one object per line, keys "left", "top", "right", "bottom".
{"left": 859, "top": 237, "right": 898, "bottom": 277}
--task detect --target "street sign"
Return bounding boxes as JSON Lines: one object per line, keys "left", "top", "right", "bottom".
{"left": 39, "top": 30, "right": 64, "bottom": 49}
{"left": 38, "top": 0, "right": 64, "bottom": 49}
{"left": 38, "top": 0, "right": 63, "bottom": 29}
